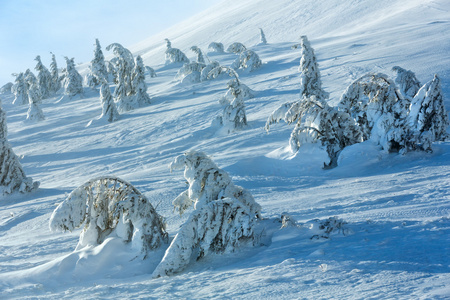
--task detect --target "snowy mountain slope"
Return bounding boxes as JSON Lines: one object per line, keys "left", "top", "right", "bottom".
{"left": 0, "top": 0, "right": 449, "bottom": 298}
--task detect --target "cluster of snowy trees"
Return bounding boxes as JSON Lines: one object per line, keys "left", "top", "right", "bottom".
{"left": 266, "top": 36, "right": 449, "bottom": 168}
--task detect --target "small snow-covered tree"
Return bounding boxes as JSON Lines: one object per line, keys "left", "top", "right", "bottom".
{"left": 34, "top": 55, "right": 52, "bottom": 99}
{"left": 99, "top": 82, "right": 119, "bottom": 122}
{"left": 24, "top": 69, "right": 37, "bottom": 89}
{"left": 231, "top": 49, "right": 262, "bottom": 73}
{"left": 106, "top": 43, "right": 135, "bottom": 111}
{"left": 175, "top": 62, "right": 205, "bottom": 84}
{"left": 12, "top": 73, "right": 28, "bottom": 105}
{"left": 164, "top": 39, "right": 189, "bottom": 65}
{"left": 292, "top": 36, "right": 328, "bottom": 100}
{"left": 392, "top": 66, "right": 421, "bottom": 100}
{"left": 200, "top": 61, "right": 220, "bottom": 81}
{"left": 408, "top": 74, "right": 449, "bottom": 151}
{"left": 88, "top": 39, "right": 108, "bottom": 88}
{"left": 49, "top": 52, "right": 61, "bottom": 94}
{"left": 145, "top": 66, "right": 157, "bottom": 78}
{"left": 208, "top": 42, "right": 224, "bottom": 53}
{"left": 0, "top": 102, "right": 39, "bottom": 194}
{"left": 190, "top": 46, "right": 205, "bottom": 64}
{"left": 259, "top": 28, "right": 267, "bottom": 45}
{"left": 26, "top": 81, "right": 45, "bottom": 121}
{"left": 49, "top": 176, "right": 168, "bottom": 253}
{"left": 130, "top": 55, "right": 151, "bottom": 107}
{"left": 227, "top": 42, "right": 247, "bottom": 54}
{"left": 0, "top": 82, "right": 13, "bottom": 94}
{"left": 152, "top": 152, "right": 261, "bottom": 277}
{"left": 61, "top": 57, "right": 84, "bottom": 100}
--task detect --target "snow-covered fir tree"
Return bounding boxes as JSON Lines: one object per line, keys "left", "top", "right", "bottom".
{"left": 190, "top": 46, "right": 206, "bottom": 64}
{"left": 208, "top": 42, "right": 224, "bottom": 53}
{"left": 175, "top": 62, "right": 205, "bottom": 84}
{"left": 226, "top": 42, "right": 247, "bottom": 54}
{"left": 99, "top": 82, "right": 119, "bottom": 122}
{"left": 164, "top": 39, "right": 189, "bottom": 65}
{"left": 26, "top": 81, "right": 45, "bottom": 122}
{"left": 231, "top": 49, "right": 262, "bottom": 73}
{"left": 34, "top": 55, "right": 52, "bottom": 99}
{"left": 130, "top": 55, "right": 151, "bottom": 107}
{"left": 12, "top": 73, "right": 29, "bottom": 105}
{"left": 88, "top": 39, "right": 108, "bottom": 88}
{"left": 106, "top": 43, "right": 135, "bottom": 111}
{"left": 259, "top": 28, "right": 267, "bottom": 45}
{"left": 61, "top": 57, "right": 84, "bottom": 100}
{"left": 293, "top": 36, "right": 329, "bottom": 100}
{"left": 200, "top": 61, "right": 220, "bottom": 81}
{"left": 392, "top": 66, "right": 421, "bottom": 100}
{"left": 49, "top": 52, "right": 61, "bottom": 94}
{"left": 152, "top": 151, "right": 261, "bottom": 277}
{"left": 24, "top": 69, "right": 37, "bottom": 89}
{"left": 408, "top": 74, "right": 449, "bottom": 151}
{"left": 145, "top": 66, "right": 157, "bottom": 78}
{"left": 106, "top": 60, "right": 117, "bottom": 83}
{"left": 49, "top": 176, "right": 168, "bottom": 253}
{"left": 0, "top": 101, "right": 39, "bottom": 194}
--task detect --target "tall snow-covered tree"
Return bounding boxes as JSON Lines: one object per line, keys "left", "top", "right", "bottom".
{"left": 130, "top": 55, "right": 151, "bottom": 107}
{"left": 392, "top": 66, "right": 421, "bottom": 100}
{"left": 12, "top": 73, "right": 29, "bottom": 105}
{"left": 107, "top": 60, "right": 117, "bottom": 83}
{"left": 88, "top": 39, "right": 108, "bottom": 88}
{"left": 34, "top": 55, "right": 52, "bottom": 99}
{"left": 61, "top": 57, "right": 84, "bottom": 100}
{"left": 99, "top": 82, "right": 119, "bottom": 122}
{"left": 190, "top": 46, "right": 205, "bottom": 64}
{"left": 106, "top": 43, "right": 135, "bottom": 111}
{"left": 164, "top": 39, "right": 189, "bottom": 64}
{"left": 49, "top": 176, "right": 168, "bottom": 253}
{"left": 24, "top": 69, "right": 37, "bottom": 89}
{"left": 0, "top": 101, "right": 39, "bottom": 194}
{"left": 208, "top": 42, "right": 224, "bottom": 53}
{"left": 231, "top": 49, "right": 262, "bottom": 73}
{"left": 49, "top": 52, "right": 61, "bottom": 94}
{"left": 259, "top": 28, "right": 267, "bottom": 45}
{"left": 293, "top": 36, "right": 328, "bottom": 100}
{"left": 226, "top": 42, "right": 247, "bottom": 54}
{"left": 26, "top": 81, "right": 45, "bottom": 122}
{"left": 152, "top": 151, "right": 261, "bottom": 277}
{"left": 408, "top": 74, "right": 449, "bottom": 151}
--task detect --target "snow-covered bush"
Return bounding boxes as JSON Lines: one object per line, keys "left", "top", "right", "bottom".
{"left": 152, "top": 151, "right": 261, "bottom": 277}
{"left": 392, "top": 66, "right": 421, "bottom": 100}
{"left": 0, "top": 82, "right": 13, "bottom": 94}
{"left": 259, "top": 28, "right": 267, "bottom": 45}
{"left": 231, "top": 49, "right": 262, "bottom": 73}
{"left": 164, "top": 39, "right": 189, "bottom": 65}
{"left": 227, "top": 42, "right": 247, "bottom": 54}
{"left": 106, "top": 43, "right": 135, "bottom": 111}
{"left": 145, "top": 66, "right": 157, "bottom": 78}
{"left": 99, "top": 82, "right": 119, "bottom": 122}
{"left": 338, "top": 73, "right": 410, "bottom": 152}
{"left": 26, "top": 81, "right": 45, "bottom": 121}
{"left": 200, "top": 61, "right": 220, "bottom": 81}
{"left": 408, "top": 74, "right": 449, "bottom": 151}
{"left": 175, "top": 62, "right": 205, "bottom": 84}
{"left": 309, "top": 217, "right": 351, "bottom": 240}
{"left": 208, "top": 42, "right": 224, "bottom": 53}
{"left": 34, "top": 55, "right": 52, "bottom": 99}
{"left": 0, "top": 101, "right": 39, "bottom": 194}
{"left": 12, "top": 73, "right": 29, "bottom": 105}
{"left": 88, "top": 39, "right": 108, "bottom": 88}
{"left": 61, "top": 57, "right": 84, "bottom": 100}
{"left": 190, "top": 46, "right": 205, "bottom": 64}
{"left": 130, "top": 55, "right": 151, "bottom": 107}
{"left": 266, "top": 96, "right": 362, "bottom": 168}
{"left": 49, "top": 176, "right": 168, "bottom": 253}
{"left": 49, "top": 52, "right": 61, "bottom": 94}
{"left": 293, "top": 36, "right": 328, "bottom": 100}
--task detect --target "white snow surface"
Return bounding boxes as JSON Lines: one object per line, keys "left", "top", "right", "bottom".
{"left": 1, "top": 0, "right": 450, "bottom": 298}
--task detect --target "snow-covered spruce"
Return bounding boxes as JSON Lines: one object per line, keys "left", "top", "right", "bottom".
{"left": 176, "top": 62, "right": 205, "bottom": 84}
{"left": 259, "top": 28, "right": 267, "bottom": 45}
{"left": 208, "top": 42, "right": 224, "bottom": 53}
{"left": 152, "top": 151, "right": 261, "bottom": 278}
{"left": 0, "top": 102, "right": 39, "bottom": 194}
{"left": 34, "top": 55, "right": 52, "bottom": 99}
{"left": 26, "top": 81, "right": 45, "bottom": 122}
{"left": 408, "top": 74, "right": 449, "bottom": 151}
{"left": 49, "top": 52, "right": 61, "bottom": 94}
{"left": 392, "top": 66, "right": 421, "bottom": 100}
{"left": 231, "top": 49, "right": 262, "bottom": 73}
{"left": 24, "top": 69, "right": 37, "bottom": 90}
{"left": 99, "top": 82, "right": 119, "bottom": 122}
{"left": 190, "top": 46, "right": 206, "bottom": 64}
{"left": 87, "top": 39, "right": 109, "bottom": 89}
{"left": 145, "top": 66, "right": 157, "bottom": 78}
{"left": 293, "top": 36, "right": 329, "bottom": 100}
{"left": 200, "top": 61, "right": 220, "bottom": 81}
{"left": 266, "top": 96, "right": 362, "bottom": 168}
{"left": 227, "top": 42, "right": 247, "bottom": 54}
{"left": 107, "top": 60, "right": 117, "bottom": 83}
{"left": 106, "top": 43, "right": 135, "bottom": 112}
{"left": 60, "top": 57, "right": 84, "bottom": 100}
{"left": 164, "top": 39, "right": 189, "bottom": 65}
{"left": 338, "top": 73, "right": 410, "bottom": 153}
{"left": 49, "top": 176, "right": 168, "bottom": 254}
{"left": 131, "top": 55, "right": 151, "bottom": 106}
{"left": 12, "top": 73, "right": 29, "bottom": 105}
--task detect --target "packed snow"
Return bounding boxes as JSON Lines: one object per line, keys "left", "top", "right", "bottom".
{"left": 0, "top": 0, "right": 449, "bottom": 299}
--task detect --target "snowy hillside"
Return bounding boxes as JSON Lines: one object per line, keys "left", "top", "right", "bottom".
{"left": 1, "top": 0, "right": 449, "bottom": 299}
